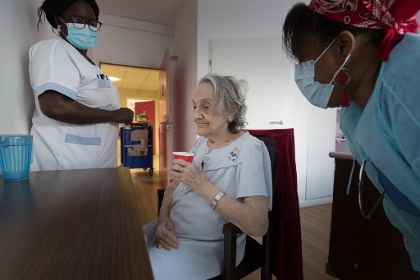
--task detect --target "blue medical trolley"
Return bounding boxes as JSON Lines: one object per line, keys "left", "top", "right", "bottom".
{"left": 120, "top": 123, "right": 153, "bottom": 175}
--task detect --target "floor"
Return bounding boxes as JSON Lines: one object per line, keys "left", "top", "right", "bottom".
{"left": 131, "top": 168, "right": 335, "bottom": 280}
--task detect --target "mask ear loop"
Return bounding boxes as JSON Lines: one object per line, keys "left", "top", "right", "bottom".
{"left": 314, "top": 38, "right": 337, "bottom": 64}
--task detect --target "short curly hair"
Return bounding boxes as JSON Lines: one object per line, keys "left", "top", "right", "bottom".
{"left": 199, "top": 73, "right": 248, "bottom": 134}
{"left": 37, "top": 0, "right": 100, "bottom": 30}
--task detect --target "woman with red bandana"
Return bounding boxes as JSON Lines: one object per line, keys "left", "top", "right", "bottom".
{"left": 283, "top": 0, "right": 420, "bottom": 273}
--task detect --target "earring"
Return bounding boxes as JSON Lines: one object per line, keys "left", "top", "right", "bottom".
{"left": 335, "top": 57, "right": 351, "bottom": 107}
{"left": 57, "top": 25, "right": 61, "bottom": 32}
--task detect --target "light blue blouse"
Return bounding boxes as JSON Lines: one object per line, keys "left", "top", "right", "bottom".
{"left": 143, "top": 132, "right": 273, "bottom": 279}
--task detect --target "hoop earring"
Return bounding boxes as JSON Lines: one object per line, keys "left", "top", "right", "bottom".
{"left": 333, "top": 67, "right": 351, "bottom": 88}
{"left": 335, "top": 68, "right": 351, "bottom": 107}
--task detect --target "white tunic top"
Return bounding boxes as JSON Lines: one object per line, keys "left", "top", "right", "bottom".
{"left": 29, "top": 36, "right": 120, "bottom": 171}
{"left": 143, "top": 132, "right": 273, "bottom": 279}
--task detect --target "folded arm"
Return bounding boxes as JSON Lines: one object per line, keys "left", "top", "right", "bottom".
{"left": 38, "top": 91, "right": 133, "bottom": 124}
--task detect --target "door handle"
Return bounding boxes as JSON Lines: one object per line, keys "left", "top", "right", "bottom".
{"left": 166, "top": 122, "right": 173, "bottom": 132}
{"left": 160, "top": 114, "right": 172, "bottom": 132}
{"left": 269, "top": 120, "right": 283, "bottom": 125}
{"left": 160, "top": 119, "right": 173, "bottom": 132}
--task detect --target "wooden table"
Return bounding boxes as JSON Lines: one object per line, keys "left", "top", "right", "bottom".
{"left": 0, "top": 167, "right": 154, "bottom": 280}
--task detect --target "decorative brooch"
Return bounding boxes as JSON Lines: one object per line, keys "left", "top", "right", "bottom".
{"left": 228, "top": 147, "right": 240, "bottom": 162}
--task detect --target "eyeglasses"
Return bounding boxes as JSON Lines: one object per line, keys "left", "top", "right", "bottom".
{"left": 358, "top": 159, "right": 386, "bottom": 219}
{"left": 61, "top": 16, "right": 102, "bottom": 32}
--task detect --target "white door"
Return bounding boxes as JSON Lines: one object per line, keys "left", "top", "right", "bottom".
{"left": 305, "top": 106, "right": 336, "bottom": 201}
{"left": 209, "top": 37, "right": 290, "bottom": 129}
{"left": 210, "top": 37, "right": 335, "bottom": 204}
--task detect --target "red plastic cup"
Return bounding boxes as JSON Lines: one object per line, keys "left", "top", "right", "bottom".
{"left": 172, "top": 152, "right": 194, "bottom": 163}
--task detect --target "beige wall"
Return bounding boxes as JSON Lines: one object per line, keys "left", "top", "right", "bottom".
{"left": 118, "top": 87, "right": 160, "bottom": 155}
{"left": 172, "top": 0, "right": 198, "bottom": 153}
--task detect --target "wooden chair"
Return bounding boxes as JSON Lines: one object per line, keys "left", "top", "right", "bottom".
{"left": 209, "top": 135, "right": 277, "bottom": 280}
{"left": 210, "top": 129, "right": 303, "bottom": 280}
{"left": 158, "top": 129, "right": 303, "bottom": 280}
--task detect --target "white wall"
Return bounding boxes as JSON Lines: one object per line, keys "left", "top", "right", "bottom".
{"left": 92, "top": 14, "right": 173, "bottom": 68}
{"left": 0, "top": 0, "right": 44, "bottom": 134}
{"left": 197, "top": 0, "right": 335, "bottom": 206}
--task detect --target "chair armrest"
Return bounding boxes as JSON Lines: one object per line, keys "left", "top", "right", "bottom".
{"left": 222, "top": 222, "right": 242, "bottom": 280}
{"left": 221, "top": 212, "right": 273, "bottom": 280}
{"left": 262, "top": 211, "right": 274, "bottom": 280}
{"left": 223, "top": 222, "right": 243, "bottom": 235}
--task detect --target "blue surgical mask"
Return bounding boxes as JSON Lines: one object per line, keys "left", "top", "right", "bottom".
{"left": 64, "top": 23, "right": 98, "bottom": 50}
{"left": 294, "top": 39, "right": 350, "bottom": 108}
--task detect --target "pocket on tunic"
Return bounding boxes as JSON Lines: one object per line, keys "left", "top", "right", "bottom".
{"left": 65, "top": 134, "right": 101, "bottom": 146}
{"left": 98, "top": 79, "right": 112, "bottom": 88}
{"left": 61, "top": 134, "right": 102, "bottom": 168}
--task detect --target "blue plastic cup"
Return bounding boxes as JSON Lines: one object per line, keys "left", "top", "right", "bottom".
{"left": 0, "top": 135, "right": 33, "bottom": 182}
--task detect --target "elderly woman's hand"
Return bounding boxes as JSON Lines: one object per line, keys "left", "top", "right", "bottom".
{"left": 170, "top": 159, "right": 208, "bottom": 192}
{"left": 155, "top": 216, "right": 179, "bottom": 250}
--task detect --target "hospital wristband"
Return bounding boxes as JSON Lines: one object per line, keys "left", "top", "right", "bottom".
{"left": 211, "top": 191, "right": 225, "bottom": 210}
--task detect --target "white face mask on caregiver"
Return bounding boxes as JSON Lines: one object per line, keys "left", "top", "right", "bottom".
{"left": 294, "top": 39, "right": 351, "bottom": 109}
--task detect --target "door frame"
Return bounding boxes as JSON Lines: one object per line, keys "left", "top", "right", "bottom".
{"left": 158, "top": 50, "right": 177, "bottom": 188}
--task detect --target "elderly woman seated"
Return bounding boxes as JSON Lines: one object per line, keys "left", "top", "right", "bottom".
{"left": 143, "top": 73, "right": 273, "bottom": 279}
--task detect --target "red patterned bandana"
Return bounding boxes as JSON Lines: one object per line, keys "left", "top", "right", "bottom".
{"left": 308, "top": 0, "right": 420, "bottom": 60}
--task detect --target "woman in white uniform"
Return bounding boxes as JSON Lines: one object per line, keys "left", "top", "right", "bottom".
{"left": 29, "top": 0, "right": 134, "bottom": 171}
{"left": 143, "top": 74, "right": 273, "bottom": 279}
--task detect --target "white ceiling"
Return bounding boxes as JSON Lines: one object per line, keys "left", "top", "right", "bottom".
{"left": 98, "top": 0, "right": 188, "bottom": 26}
{"left": 98, "top": 0, "right": 188, "bottom": 91}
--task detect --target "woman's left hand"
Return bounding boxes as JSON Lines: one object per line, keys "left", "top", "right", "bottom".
{"left": 170, "top": 159, "right": 207, "bottom": 192}
{"left": 155, "top": 216, "right": 179, "bottom": 250}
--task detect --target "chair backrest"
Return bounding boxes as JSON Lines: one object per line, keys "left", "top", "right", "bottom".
{"left": 257, "top": 136, "right": 278, "bottom": 180}
{"left": 210, "top": 129, "right": 303, "bottom": 280}
{"left": 257, "top": 135, "right": 278, "bottom": 280}
{"left": 234, "top": 135, "right": 278, "bottom": 280}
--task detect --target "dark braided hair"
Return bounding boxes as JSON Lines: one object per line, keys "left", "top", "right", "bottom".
{"left": 37, "top": 0, "right": 99, "bottom": 30}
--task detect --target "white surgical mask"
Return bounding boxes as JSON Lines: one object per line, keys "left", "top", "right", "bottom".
{"left": 294, "top": 39, "right": 350, "bottom": 109}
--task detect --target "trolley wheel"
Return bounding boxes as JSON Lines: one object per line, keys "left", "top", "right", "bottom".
{"left": 148, "top": 168, "right": 154, "bottom": 176}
